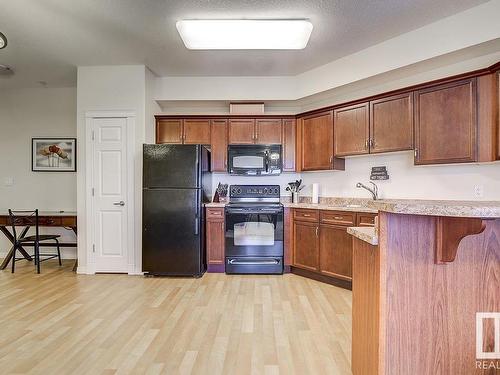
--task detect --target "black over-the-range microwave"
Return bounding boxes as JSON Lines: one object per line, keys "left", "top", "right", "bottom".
{"left": 227, "top": 145, "right": 282, "bottom": 176}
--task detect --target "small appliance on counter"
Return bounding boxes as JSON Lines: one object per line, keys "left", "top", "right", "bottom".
{"left": 142, "top": 144, "right": 212, "bottom": 277}
{"left": 227, "top": 144, "right": 282, "bottom": 175}
{"left": 225, "top": 184, "right": 284, "bottom": 274}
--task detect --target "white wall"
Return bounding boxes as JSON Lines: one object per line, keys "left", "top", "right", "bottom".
{"left": 0, "top": 87, "right": 77, "bottom": 258}
{"left": 76, "top": 65, "right": 146, "bottom": 274}
{"left": 300, "top": 153, "right": 500, "bottom": 201}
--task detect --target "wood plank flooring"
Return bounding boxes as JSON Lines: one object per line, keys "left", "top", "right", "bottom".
{"left": 0, "top": 261, "right": 352, "bottom": 375}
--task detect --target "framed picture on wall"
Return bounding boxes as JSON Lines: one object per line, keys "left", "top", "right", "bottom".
{"left": 32, "top": 138, "right": 77, "bottom": 172}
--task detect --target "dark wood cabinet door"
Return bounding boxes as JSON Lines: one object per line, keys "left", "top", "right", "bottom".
{"left": 210, "top": 120, "right": 228, "bottom": 172}
{"left": 293, "top": 221, "right": 319, "bottom": 271}
{"left": 370, "top": 93, "right": 414, "bottom": 153}
{"left": 228, "top": 119, "right": 256, "bottom": 144}
{"left": 282, "top": 119, "right": 296, "bottom": 171}
{"left": 156, "top": 119, "right": 183, "bottom": 144}
{"left": 206, "top": 208, "right": 225, "bottom": 271}
{"left": 183, "top": 119, "right": 211, "bottom": 144}
{"left": 334, "top": 102, "right": 369, "bottom": 156}
{"left": 414, "top": 78, "right": 477, "bottom": 164}
{"left": 300, "top": 111, "right": 334, "bottom": 171}
{"left": 255, "top": 119, "right": 282, "bottom": 144}
{"left": 319, "top": 224, "right": 353, "bottom": 281}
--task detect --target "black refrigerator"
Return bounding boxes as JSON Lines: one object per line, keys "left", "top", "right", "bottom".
{"left": 142, "top": 144, "right": 212, "bottom": 276}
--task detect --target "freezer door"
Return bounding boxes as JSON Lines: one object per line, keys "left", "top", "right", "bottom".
{"left": 142, "top": 188, "right": 203, "bottom": 275}
{"left": 143, "top": 144, "right": 200, "bottom": 188}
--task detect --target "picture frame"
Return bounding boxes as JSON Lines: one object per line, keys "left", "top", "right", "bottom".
{"left": 32, "top": 138, "right": 77, "bottom": 172}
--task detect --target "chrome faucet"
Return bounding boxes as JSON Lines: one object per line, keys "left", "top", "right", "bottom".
{"left": 356, "top": 181, "right": 379, "bottom": 200}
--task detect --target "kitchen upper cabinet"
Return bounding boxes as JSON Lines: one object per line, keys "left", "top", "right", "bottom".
{"left": 156, "top": 119, "right": 210, "bottom": 145}
{"left": 255, "top": 119, "right": 282, "bottom": 144}
{"left": 334, "top": 102, "right": 369, "bottom": 157}
{"left": 282, "top": 119, "right": 296, "bottom": 172}
{"left": 206, "top": 208, "right": 225, "bottom": 272}
{"left": 293, "top": 221, "right": 319, "bottom": 272}
{"left": 319, "top": 224, "right": 353, "bottom": 281}
{"left": 414, "top": 78, "right": 477, "bottom": 165}
{"left": 298, "top": 111, "right": 344, "bottom": 171}
{"left": 370, "top": 93, "right": 414, "bottom": 153}
{"left": 156, "top": 119, "right": 183, "bottom": 144}
{"left": 229, "top": 118, "right": 282, "bottom": 144}
{"left": 210, "top": 120, "right": 228, "bottom": 172}
{"left": 228, "top": 119, "right": 256, "bottom": 144}
{"left": 183, "top": 119, "right": 211, "bottom": 144}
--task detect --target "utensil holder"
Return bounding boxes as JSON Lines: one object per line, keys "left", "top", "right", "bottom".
{"left": 292, "top": 192, "right": 300, "bottom": 203}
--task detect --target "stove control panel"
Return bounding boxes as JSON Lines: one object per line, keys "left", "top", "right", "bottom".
{"left": 230, "top": 185, "right": 280, "bottom": 198}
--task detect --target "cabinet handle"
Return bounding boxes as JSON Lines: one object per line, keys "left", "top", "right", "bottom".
{"left": 303, "top": 214, "right": 311, "bottom": 217}
{"left": 329, "top": 155, "right": 333, "bottom": 164}
{"left": 316, "top": 227, "right": 319, "bottom": 237}
{"left": 414, "top": 148, "right": 419, "bottom": 158}
{"left": 370, "top": 139, "right": 375, "bottom": 148}
{"left": 365, "top": 139, "right": 369, "bottom": 149}
{"left": 334, "top": 216, "right": 343, "bottom": 220}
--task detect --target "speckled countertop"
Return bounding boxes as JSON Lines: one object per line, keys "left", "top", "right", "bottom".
{"left": 371, "top": 199, "right": 500, "bottom": 219}
{"left": 347, "top": 227, "right": 379, "bottom": 246}
{"left": 206, "top": 198, "right": 500, "bottom": 218}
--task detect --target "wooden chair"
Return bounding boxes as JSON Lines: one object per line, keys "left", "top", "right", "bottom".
{"left": 8, "top": 209, "right": 62, "bottom": 273}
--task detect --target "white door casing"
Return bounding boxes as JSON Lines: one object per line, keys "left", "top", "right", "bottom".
{"left": 85, "top": 112, "right": 135, "bottom": 274}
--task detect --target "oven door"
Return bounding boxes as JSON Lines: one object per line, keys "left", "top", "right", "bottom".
{"left": 225, "top": 205, "right": 284, "bottom": 257}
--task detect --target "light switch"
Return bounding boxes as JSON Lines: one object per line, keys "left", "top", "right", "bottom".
{"left": 4, "top": 177, "right": 14, "bottom": 186}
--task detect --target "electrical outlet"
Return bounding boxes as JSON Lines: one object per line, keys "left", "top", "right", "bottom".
{"left": 4, "top": 177, "right": 13, "bottom": 187}
{"left": 473, "top": 185, "right": 484, "bottom": 198}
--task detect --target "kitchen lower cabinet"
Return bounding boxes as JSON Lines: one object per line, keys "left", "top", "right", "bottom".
{"left": 293, "top": 221, "right": 319, "bottom": 272}
{"left": 319, "top": 224, "right": 353, "bottom": 281}
{"left": 291, "top": 209, "right": 374, "bottom": 288}
{"left": 206, "top": 208, "right": 225, "bottom": 272}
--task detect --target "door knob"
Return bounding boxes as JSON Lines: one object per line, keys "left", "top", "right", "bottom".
{"left": 113, "top": 201, "right": 125, "bottom": 206}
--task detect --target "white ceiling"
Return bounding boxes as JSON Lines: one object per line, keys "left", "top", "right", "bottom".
{"left": 0, "top": 0, "right": 491, "bottom": 88}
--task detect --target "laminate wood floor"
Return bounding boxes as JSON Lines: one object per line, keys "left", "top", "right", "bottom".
{"left": 0, "top": 261, "right": 352, "bottom": 375}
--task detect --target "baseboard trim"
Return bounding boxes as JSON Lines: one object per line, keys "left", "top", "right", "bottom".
{"left": 207, "top": 264, "right": 225, "bottom": 273}
{"left": 291, "top": 266, "right": 352, "bottom": 290}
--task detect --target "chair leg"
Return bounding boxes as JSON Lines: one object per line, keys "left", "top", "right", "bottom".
{"left": 55, "top": 239, "right": 62, "bottom": 266}
{"left": 11, "top": 244, "right": 16, "bottom": 273}
{"left": 35, "top": 242, "right": 40, "bottom": 274}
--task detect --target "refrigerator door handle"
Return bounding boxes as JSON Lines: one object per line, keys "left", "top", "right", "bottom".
{"left": 194, "top": 217, "right": 199, "bottom": 235}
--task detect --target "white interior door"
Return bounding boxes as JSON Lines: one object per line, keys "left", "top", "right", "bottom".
{"left": 91, "top": 117, "right": 130, "bottom": 272}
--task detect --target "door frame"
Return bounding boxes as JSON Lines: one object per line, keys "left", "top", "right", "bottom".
{"left": 85, "top": 111, "right": 136, "bottom": 274}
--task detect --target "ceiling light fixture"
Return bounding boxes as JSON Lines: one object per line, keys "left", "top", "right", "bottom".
{"left": 176, "top": 19, "right": 313, "bottom": 50}
{"left": 0, "top": 32, "right": 7, "bottom": 49}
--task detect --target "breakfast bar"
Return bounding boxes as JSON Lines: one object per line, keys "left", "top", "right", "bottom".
{"left": 348, "top": 200, "right": 500, "bottom": 375}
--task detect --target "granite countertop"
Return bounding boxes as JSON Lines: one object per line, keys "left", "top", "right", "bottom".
{"left": 372, "top": 199, "right": 500, "bottom": 219}
{"left": 206, "top": 198, "right": 500, "bottom": 218}
{"left": 347, "top": 227, "right": 379, "bottom": 246}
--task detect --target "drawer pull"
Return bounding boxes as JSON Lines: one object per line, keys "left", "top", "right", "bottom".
{"left": 334, "top": 216, "right": 343, "bottom": 220}
{"left": 303, "top": 214, "right": 311, "bottom": 217}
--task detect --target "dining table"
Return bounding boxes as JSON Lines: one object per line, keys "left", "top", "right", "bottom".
{"left": 0, "top": 211, "right": 77, "bottom": 271}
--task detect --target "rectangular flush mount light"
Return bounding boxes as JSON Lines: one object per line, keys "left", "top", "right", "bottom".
{"left": 176, "top": 19, "right": 313, "bottom": 50}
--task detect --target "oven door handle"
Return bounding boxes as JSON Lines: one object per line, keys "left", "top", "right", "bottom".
{"left": 228, "top": 259, "right": 280, "bottom": 265}
{"left": 226, "top": 208, "right": 282, "bottom": 214}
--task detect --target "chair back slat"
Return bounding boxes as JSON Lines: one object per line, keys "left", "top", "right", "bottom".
{"left": 8, "top": 209, "right": 39, "bottom": 242}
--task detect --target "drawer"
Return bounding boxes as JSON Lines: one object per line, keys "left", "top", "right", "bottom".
{"left": 207, "top": 207, "right": 224, "bottom": 220}
{"left": 357, "top": 213, "right": 377, "bottom": 227}
{"left": 38, "top": 217, "right": 62, "bottom": 226}
{"left": 320, "top": 211, "right": 355, "bottom": 226}
{"left": 294, "top": 209, "right": 319, "bottom": 222}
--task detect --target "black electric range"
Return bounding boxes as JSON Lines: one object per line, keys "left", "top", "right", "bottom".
{"left": 225, "top": 185, "right": 284, "bottom": 274}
